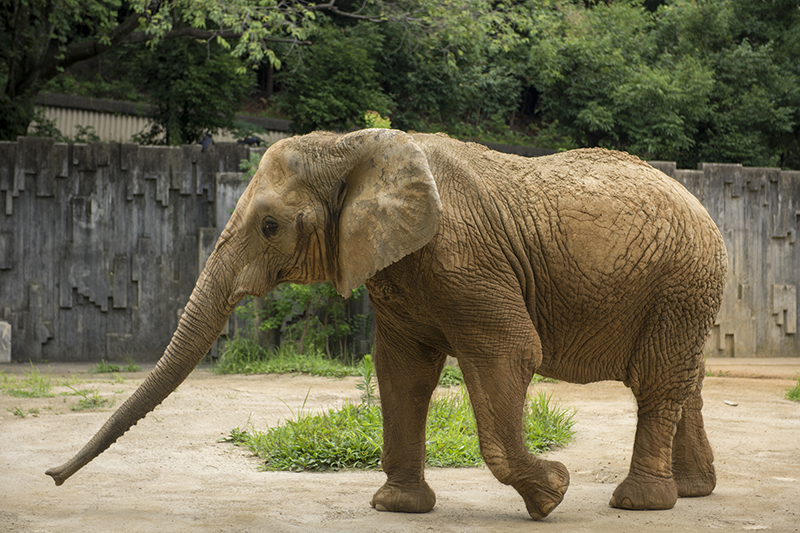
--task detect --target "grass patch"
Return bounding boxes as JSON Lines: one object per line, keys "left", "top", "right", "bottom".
{"left": 2, "top": 363, "right": 54, "bottom": 398}
{"left": 7, "top": 406, "right": 39, "bottom": 418}
{"left": 438, "top": 365, "right": 464, "bottom": 387}
{"left": 438, "top": 364, "right": 557, "bottom": 388}
{"left": 705, "top": 369, "right": 730, "bottom": 378}
{"left": 90, "top": 357, "right": 141, "bottom": 374}
{"left": 69, "top": 387, "right": 113, "bottom": 411}
{"left": 227, "top": 387, "right": 575, "bottom": 471}
{"left": 215, "top": 338, "right": 359, "bottom": 378}
{"left": 90, "top": 360, "right": 120, "bottom": 373}
{"left": 217, "top": 338, "right": 560, "bottom": 388}
{"left": 786, "top": 375, "right": 800, "bottom": 402}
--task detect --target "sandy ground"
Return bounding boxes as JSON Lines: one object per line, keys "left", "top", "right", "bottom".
{"left": 1, "top": 359, "right": 798, "bottom": 533}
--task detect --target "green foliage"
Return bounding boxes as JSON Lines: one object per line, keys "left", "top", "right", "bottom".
{"left": 229, "top": 402, "right": 383, "bottom": 471}
{"left": 69, "top": 387, "right": 113, "bottom": 411}
{"left": 214, "top": 339, "right": 360, "bottom": 378}
{"left": 438, "top": 365, "right": 464, "bottom": 387}
{"left": 237, "top": 282, "right": 369, "bottom": 360}
{"left": 7, "top": 406, "right": 39, "bottom": 418}
{"left": 228, "top": 385, "right": 575, "bottom": 471}
{"left": 123, "top": 358, "right": 142, "bottom": 372}
{"left": 356, "top": 354, "right": 378, "bottom": 406}
{"left": 526, "top": 0, "right": 800, "bottom": 167}
{"left": 787, "top": 376, "right": 800, "bottom": 402}
{"left": 89, "top": 357, "right": 140, "bottom": 374}
{"left": 239, "top": 151, "right": 264, "bottom": 184}
{"left": 364, "top": 111, "right": 392, "bottom": 129}
{"left": 2, "top": 364, "right": 54, "bottom": 398}
{"left": 28, "top": 111, "right": 101, "bottom": 144}
{"left": 7, "top": 0, "right": 799, "bottom": 166}
{"left": 90, "top": 360, "right": 120, "bottom": 374}
{"left": 276, "top": 22, "right": 394, "bottom": 133}
{"left": 124, "top": 39, "right": 255, "bottom": 145}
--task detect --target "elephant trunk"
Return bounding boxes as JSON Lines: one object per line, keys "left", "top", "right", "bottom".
{"left": 46, "top": 253, "right": 236, "bottom": 486}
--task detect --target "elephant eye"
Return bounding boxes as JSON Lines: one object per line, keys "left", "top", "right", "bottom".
{"left": 262, "top": 218, "right": 279, "bottom": 238}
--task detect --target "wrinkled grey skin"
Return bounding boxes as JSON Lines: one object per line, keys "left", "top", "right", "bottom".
{"left": 47, "top": 129, "right": 726, "bottom": 520}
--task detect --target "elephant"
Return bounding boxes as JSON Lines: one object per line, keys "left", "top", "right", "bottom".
{"left": 47, "top": 129, "right": 727, "bottom": 520}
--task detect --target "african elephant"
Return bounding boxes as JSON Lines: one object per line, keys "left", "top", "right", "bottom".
{"left": 47, "top": 129, "right": 726, "bottom": 520}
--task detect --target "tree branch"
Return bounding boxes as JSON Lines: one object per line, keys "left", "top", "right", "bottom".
{"left": 124, "top": 27, "right": 311, "bottom": 46}
{"left": 16, "top": 10, "right": 144, "bottom": 96}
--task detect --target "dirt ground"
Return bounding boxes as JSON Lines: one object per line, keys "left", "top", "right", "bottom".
{"left": 1, "top": 359, "right": 798, "bottom": 533}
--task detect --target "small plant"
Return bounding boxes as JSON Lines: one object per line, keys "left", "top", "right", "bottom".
{"left": 90, "top": 360, "right": 120, "bottom": 374}
{"left": 356, "top": 354, "right": 378, "bottom": 406}
{"left": 438, "top": 365, "right": 464, "bottom": 387}
{"left": 705, "top": 368, "right": 730, "bottom": 378}
{"left": 3, "top": 363, "right": 53, "bottom": 398}
{"left": 364, "top": 110, "right": 391, "bottom": 129}
{"left": 238, "top": 151, "right": 263, "bottom": 183}
{"left": 73, "top": 124, "right": 100, "bottom": 143}
{"left": 7, "top": 406, "right": 39, "bottom": 418}
{"left": 786, "top": 375, "right": 800, "bottom": 402}
{"left": 123, "top": 357, "right": 141, "bottom": 372}
{"left": 69, "top": 387, "right": 112, "bottom": 411}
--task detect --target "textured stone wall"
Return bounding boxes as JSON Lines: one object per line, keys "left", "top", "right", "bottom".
{"left": 650, "top": 162, "right": 800, "bottom": 357}
{"left": 1, "top": 140, "right": 798, "bottom": 361}
{"left": 0, "top": 138, "right": 252, "bottom": 362}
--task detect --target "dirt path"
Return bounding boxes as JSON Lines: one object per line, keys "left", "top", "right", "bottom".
{"left": 1, "top": 360, "right": 798, "bottom": 532}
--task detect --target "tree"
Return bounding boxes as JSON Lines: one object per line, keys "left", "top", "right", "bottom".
{"left": 275, "top": 21, "right": 393, "bottom": 133}
{"left": 0, "top": 0, "right": 436, "bottom": 141}
{"left": 527, "top": 0, "right": 714, "bottom": 161}
{"left": 123, "top": 39, "right": 255, "bottom": 145}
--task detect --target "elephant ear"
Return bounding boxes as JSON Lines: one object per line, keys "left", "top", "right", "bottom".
{"left": 332, "top": 129, "right": 442, "bottom": 298}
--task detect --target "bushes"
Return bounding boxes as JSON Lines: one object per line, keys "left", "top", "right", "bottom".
{"left": 231, "top": 282, "right": 371, "bottom": 362}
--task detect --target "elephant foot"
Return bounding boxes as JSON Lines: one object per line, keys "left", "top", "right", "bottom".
{"left": 370, "top": 480, "right": 436, "bottom": 513}
{"left": 514, "top": 460, "right": 570, "bottom": 520}
{"left": 609, "top": 472, "right": 678, "bottom": 510}
{"left": 675, "top": 466, "right": 716, "bottom": 498}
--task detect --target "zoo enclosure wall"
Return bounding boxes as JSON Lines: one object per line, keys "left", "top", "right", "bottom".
{"left": 0, "top": 139, "right": 798, "bottom": 362}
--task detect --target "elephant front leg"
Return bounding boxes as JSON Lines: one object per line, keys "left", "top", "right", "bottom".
{"left": 459, "top": 341, "right": 570, "bottom": 520}
{"left": 370, "top": 330, "right": 443, "bottom": 514}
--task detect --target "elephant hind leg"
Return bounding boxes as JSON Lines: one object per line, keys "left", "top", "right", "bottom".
{"left": 611, "top": 304, "right": 714, "bottom": 510}
{"left": 672, "top": 373, "right": 716, "bottom": 497}
{"left": 609, "top": 401, "right": 681, "bottom": 510}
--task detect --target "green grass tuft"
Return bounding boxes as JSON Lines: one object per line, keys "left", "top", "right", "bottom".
{"left": 228, "top": 386, "right": 575, "bottom": 471}
{"left": 786, "top": 375, "right": 800, "bottom": 402}
{"left": 68, "top": 387, "right": 113, "bottom": 411}
{"left": 90, "top": 360, "right": 121, "bottom": 374}
{"left": 122, "top": 357, "right": 142, "bottom": 372}
{"left": 214, "top": 337, "right": 360, "bottom": 378}
{"left": 438, "top": 364, "right": 557, "bottom": 388}
{"left": 438, "top": 365, "right": 464, "bottom": 387}
{"left": 7, "top": 406, "right": 39, "bottom": 418}
{"left": 2, "top": 363, "right": 54, "bottom": 398}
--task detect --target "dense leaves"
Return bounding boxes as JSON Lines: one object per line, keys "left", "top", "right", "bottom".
{"left": 124, "top": 39, "right": 255, "bottom": 145}
{"left": 4, "top": 0, "right": 800, "bottom": 167}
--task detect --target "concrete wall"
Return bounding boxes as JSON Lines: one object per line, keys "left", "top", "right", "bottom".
{"left": 650, "top": 162, "right": 799, "bottom": 358}
{"left": 1, "top": 140, "right": 798, "bottom": 361}
{"left": 0, "top": 137, "right": 253, "bottom": 362}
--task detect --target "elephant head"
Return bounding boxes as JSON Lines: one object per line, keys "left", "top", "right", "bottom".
{"left": 46, "top": 129, "right": 442, "bottom": 485}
